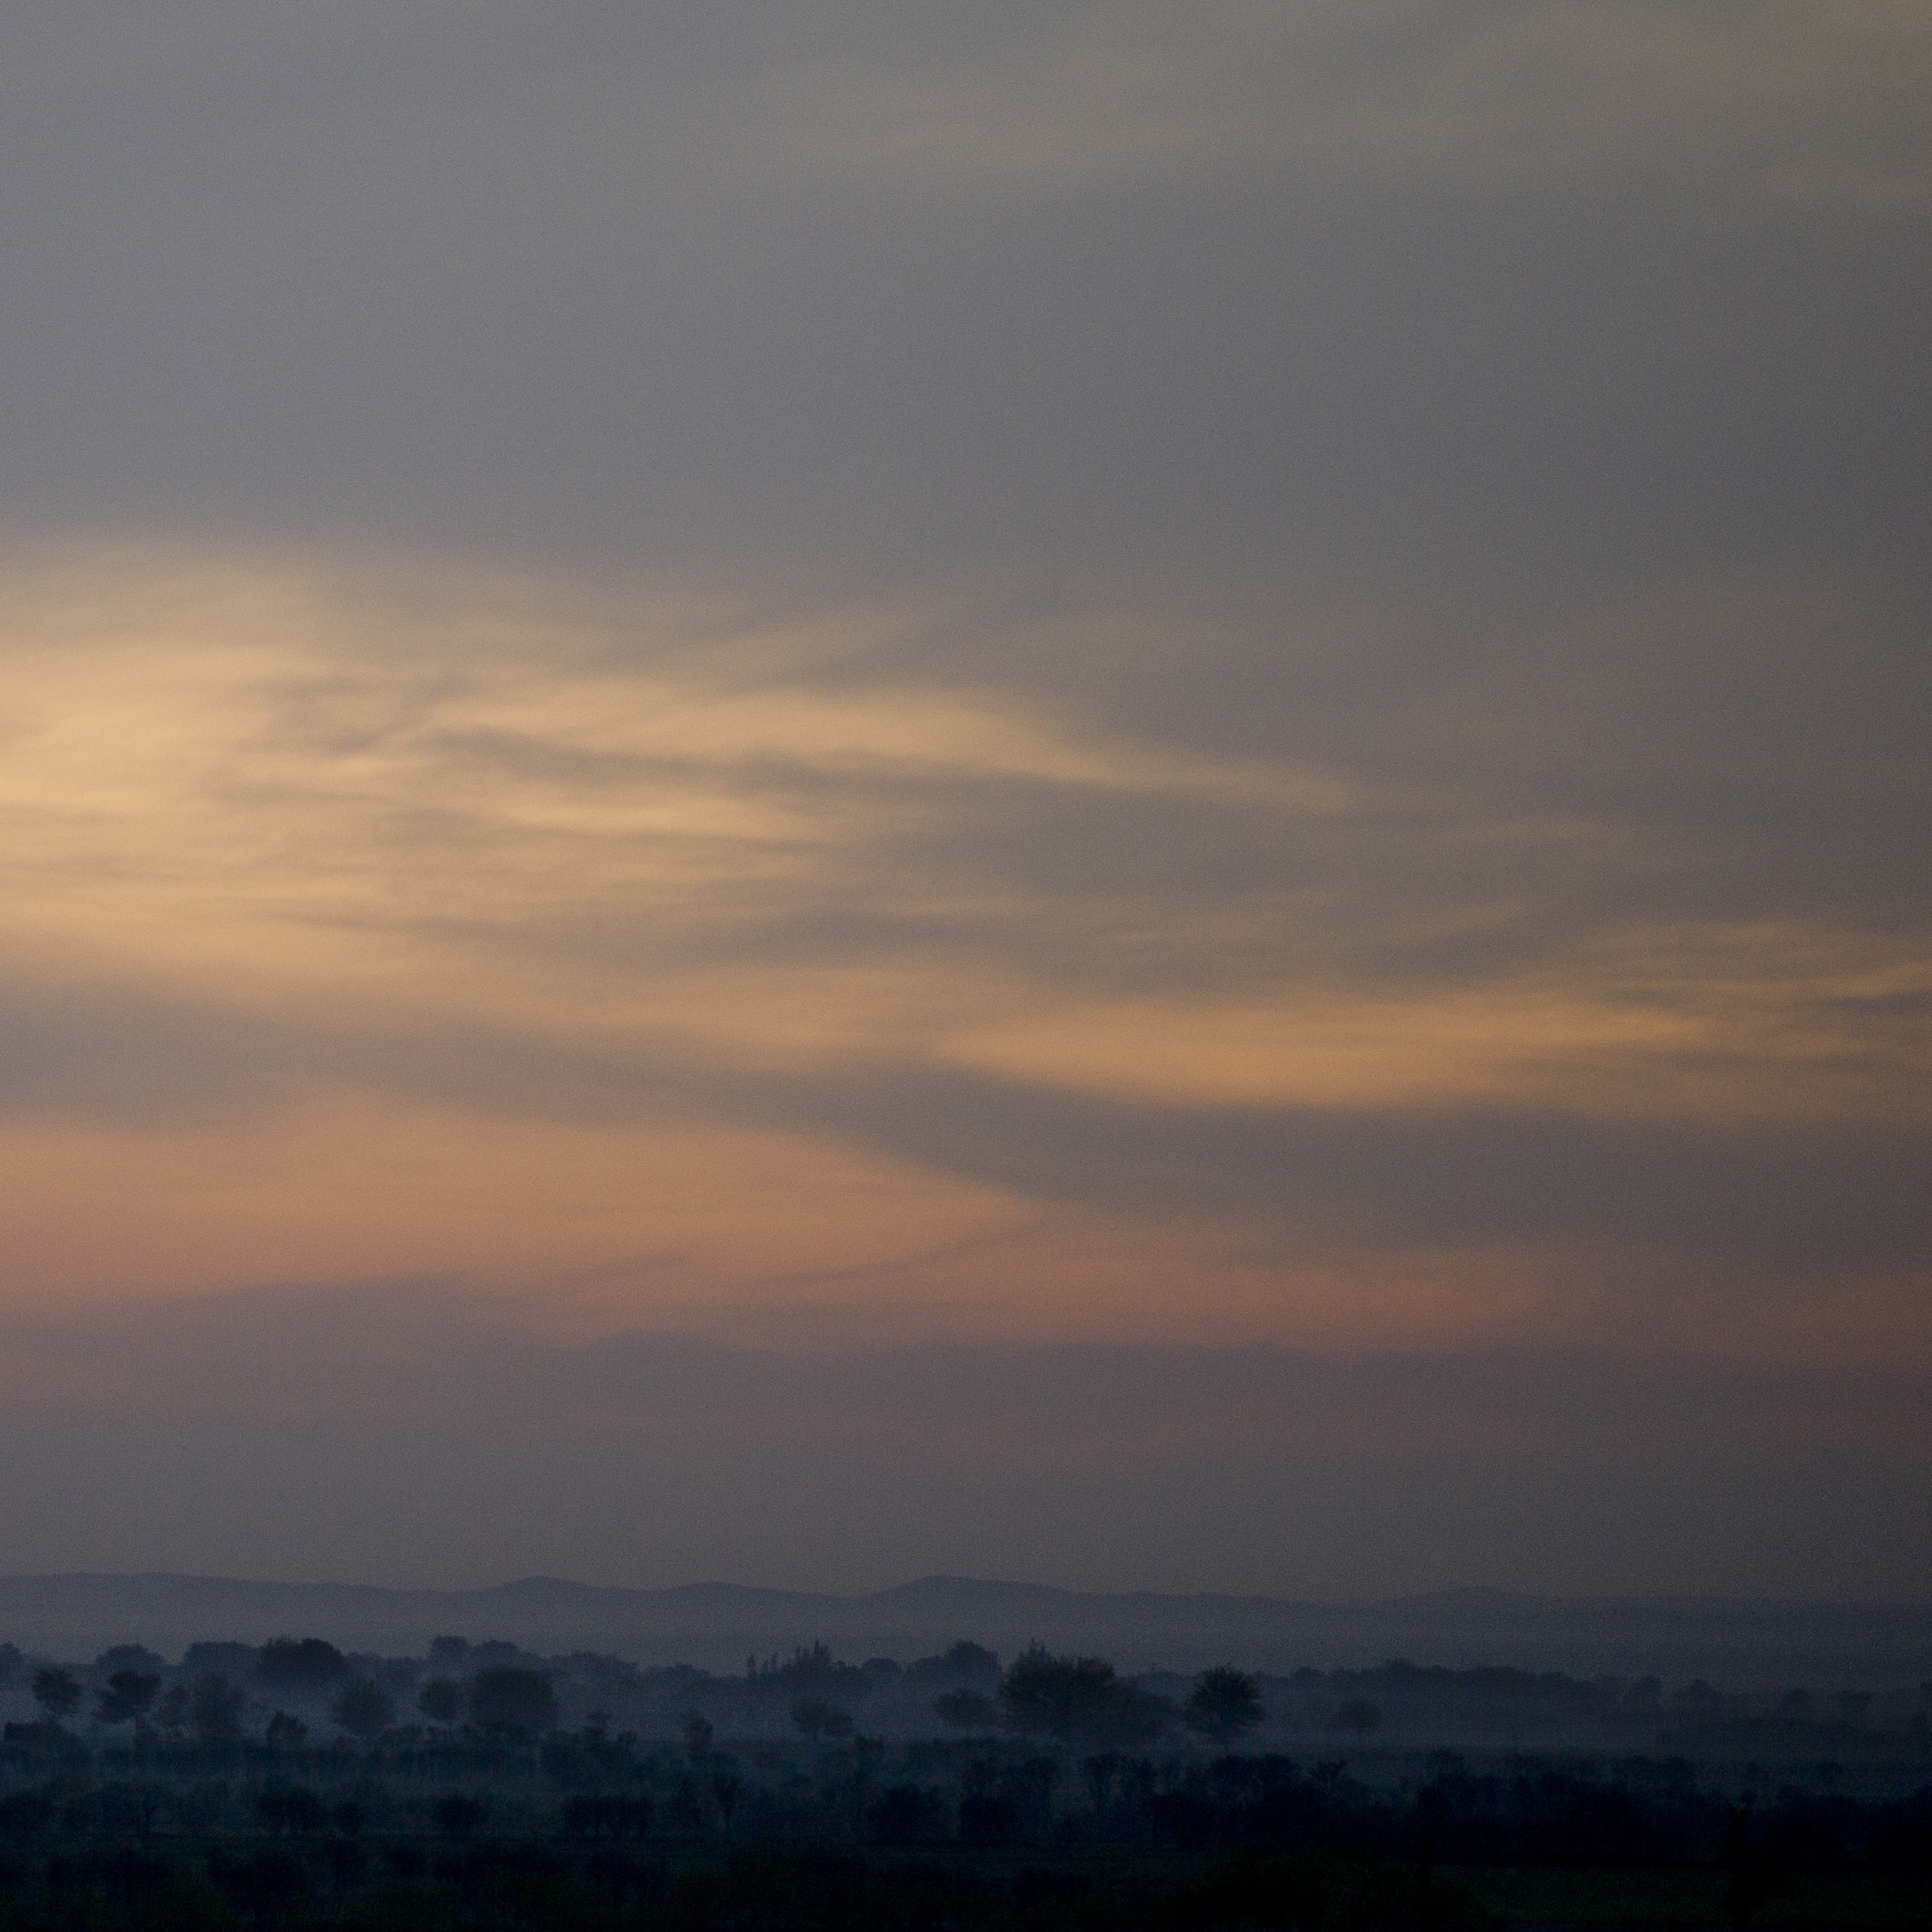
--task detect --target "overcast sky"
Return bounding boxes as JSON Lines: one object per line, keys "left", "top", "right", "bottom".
{"left": 0, "top": 2, "right": 1927, "bottom": 1599}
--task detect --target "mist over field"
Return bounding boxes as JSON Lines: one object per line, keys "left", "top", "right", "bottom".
{"left": 2, "top": 1577, "right": 1928, "bottom": 1929}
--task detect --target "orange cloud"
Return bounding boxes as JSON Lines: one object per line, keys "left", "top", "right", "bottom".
{"left": 0, "top": 538, "right": 1924, "bottom": 1366}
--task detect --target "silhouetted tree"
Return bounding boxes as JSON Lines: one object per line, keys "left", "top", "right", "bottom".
{"left": 264, "top": 1711, "right": 309, "bottom": 1751}
{"left": 190, "top": 1672, "right": 247, "bottom": 1746}
{"left": 1335, "top": 1697, "right": 1381, "bottom": 1739}
{"left": 1185, "top": 1667, "right": 1264, "bottom": 1747}
{"left": 775, "top": 1641, "right": 864, "bottom": 1695}
{"left": 792, "top": 1695, "right": 855, "bottom": 1741}
{"left": 154, "top": 1683, "right": 190, "bottom": 1740}
{"left": 681, "top": 1712, "right": 714, "bottom": 1763}
{"left": 256, "top": 1638, "right": 348, "bottom": 1692}
{"left": 95, "top": 1669, "right": 162, "bottom": 1729}
{"left": 330, "top": 1676, "right": 395, "bottom": 1740}
{"left": 94, "top": 1645, "right": 167, "bottom": 1677}
{"left": 256, "top": 1783, "right": 328, "bottom": 1834}
{"left": 934, "top": 1689, "right": 998, "bottom": 1731}
{"left": 417, "top": 1677, "right": 466, "bottom": 1726}
{"left": 870, "top": 1783, "right": 950, "bottom": 1845}
{"left": 712, "top": 1768, "right": 745, "bottom": 1836}
{"left": 468, "top": 1667, "right": 555, "bottom": 1738}
{"left": 1001, "top": 1646, "right": 1174, "bottom": 1748}
{"left": 907, "top": 1639, "right": 1001, "bottom": 1685}
{"left": 1001, "top": 1647, "right": 1108, "bottom": 1740}
{"left": 31, "top": 1667, "right": 82, "bottom": 1726}
{"left": 942, "top": 1640, "right": 998, "bottom": 1678}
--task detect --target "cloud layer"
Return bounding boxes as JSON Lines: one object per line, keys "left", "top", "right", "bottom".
{"left": 0, "top": 547, "right": 1923, "bottom": 1372}
{"left": 0, "top": 4, "right": 1926, "bottom": 1589}
{"left": 0, "top": 1291, "right": 1925, "bottom": 1596}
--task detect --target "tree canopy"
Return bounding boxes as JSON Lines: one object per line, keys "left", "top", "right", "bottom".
{"left": 331, "top": 1676, "right": 397, "bottom": 1740}
{"left": 469, "top": 1666, "right": 558, "bottom": 1738}
{"left": 95, "top": 1669, "right": 162, "bottom": 1728}
{"left": 257, "top": 1638, "right": 349, "bottom": 1689}
{"left": 999, "top": 1647, "right": 1174, "bottom": 1749}
{"left": 1184, "top": 1667, "right": 1265, "bottom": 1746}
{"left": 31, "top": 1667, "right": 82, "bottom": 1724}
{"left": 791, "top": 1695, "right": 855, "bottom": 1741}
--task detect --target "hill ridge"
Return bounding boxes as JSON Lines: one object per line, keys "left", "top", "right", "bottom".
{"left": 0, "top": 1569, "right": 1926, "bottom": 1687}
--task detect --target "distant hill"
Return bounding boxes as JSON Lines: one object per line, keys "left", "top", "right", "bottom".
{"left": 2, "top": 1573, "right": 1927, "bottom": 1685}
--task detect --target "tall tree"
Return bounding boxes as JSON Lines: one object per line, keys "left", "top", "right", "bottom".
{"left": 1184, "top": 1667, "right": 1264, "bottom": 1747}
{"left": 468, "top": 1667, "right": 556, "bottom": 1738}
{"left": 1000, "top": 1647, "right": 1173, "bottom": 1748}
{"left": 190, "top": 1673, "right": 248, "bottom": 1746}
{"left": 31, "top": 1667, "right": 82, "bottom": 1727}
{"left": 96, "top": 1669, "right": 162, "bottom": 1729}
{"left": 331, "top": 1676, "right": 396, "bottom": 1741}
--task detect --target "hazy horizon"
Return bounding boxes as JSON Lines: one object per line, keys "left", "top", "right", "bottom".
{"left": 6, "top": 1566, "right": 1930, "bottom": 1608}
{"left": 6, "top": 1565, "right": 1929, "bottom": 1689}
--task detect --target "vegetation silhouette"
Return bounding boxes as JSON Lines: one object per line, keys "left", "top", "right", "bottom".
{"left": 0, "top": 1628, "right": 1922, "bottom": 1927}
{"left": 94, "top": 1670, "right": 160, "bottom": 1731}
{"left": 1000, "top": 1645, "right": 1175, "bottom": 1749}
{"left": 1185, "top": 1667, "right": 1265, "bottom": 1748}
{"left": 256, "top": 1638, "right": 349, "bottom": 1690}
{"left": 30, "top": 1668, "right": 80, "bottom": 1727}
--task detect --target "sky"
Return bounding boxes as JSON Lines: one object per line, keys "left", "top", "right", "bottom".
{"left": 0, "top": 1, "right": 1927, "bottom": 1600}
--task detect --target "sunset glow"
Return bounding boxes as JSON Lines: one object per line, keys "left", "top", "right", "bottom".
{"left": 0, "top": 2, "right": 1926, "bottom": 1596}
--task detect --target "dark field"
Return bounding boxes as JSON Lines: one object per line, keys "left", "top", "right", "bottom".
{"left": 1, "top": 1795, "right": 1928, "bottom": 1930}
{"left": 2, "top": 1635, "right": 1927, "bottom": 1929}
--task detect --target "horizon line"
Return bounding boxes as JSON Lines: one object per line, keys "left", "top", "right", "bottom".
{"left": 0, "top": 1572, "right": 1925, "bottom": 1615}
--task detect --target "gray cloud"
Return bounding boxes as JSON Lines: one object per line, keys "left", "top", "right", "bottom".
{"left": 0, "top": 1293, "right": 1924, "bottom": 1596}
{"left": 1, "top": 4, "right": 1925, "bottom": 579}
{"left": 1, "top": 949, "right": 1925, "bottom": 1289}
{"left": 0, "top": 969, "right": 285, "bottom": 1128}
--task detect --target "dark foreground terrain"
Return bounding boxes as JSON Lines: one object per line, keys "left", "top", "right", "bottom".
{"left": 1, "top": 1632, "right": 1927, "bottom": 1929}
{"left": 3, "top": 1749, "right": 1928, "bottom": 1930}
